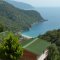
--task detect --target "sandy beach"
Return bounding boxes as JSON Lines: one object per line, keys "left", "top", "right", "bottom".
{"left": 21, "top": 34, "right": 32, "bottom": 39}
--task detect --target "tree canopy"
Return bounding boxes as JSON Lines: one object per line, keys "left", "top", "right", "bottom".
{"left": 0, "top": 23, "right": 4, "bottom": 32}
{"left": 0, "top": 32, "right": 23, "bottom": 60}
{"left": 47, "top": 44, "right": 59, "bottom": 60}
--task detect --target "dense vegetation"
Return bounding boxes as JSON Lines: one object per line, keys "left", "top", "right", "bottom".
{"left": 39, "top": 29, "right": 60, "bottom": 60}
{"left": 0, "top": 32, "right": 23, "bottom": 60}
{"left": 47, "top": 44, "right": 59, "bottom": 60}
{"left": 0, "top": 24, "right": 4, "bottom": 32}
{"left": 0, "top": 22, "right": 9, "bottom": 32}
{"left": 0, "top": 20, "right": 23, "bottom": 60}
{"left": 0, "top": 0, "right": 44, "bottom": 32}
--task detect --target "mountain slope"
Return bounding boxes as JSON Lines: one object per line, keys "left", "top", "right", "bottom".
{"left": 0, "top": 0, "right": 44, "bottom": 32}
{"left": 5, "top": 0, "right": 34, "bottom": 10}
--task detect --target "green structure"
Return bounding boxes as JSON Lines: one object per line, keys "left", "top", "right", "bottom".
{"left": 22, "top": 38, "right": 51, "bottom": 55}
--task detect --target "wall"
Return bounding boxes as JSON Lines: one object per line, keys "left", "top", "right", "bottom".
{"left": 37, "top": 50, "right": 48, "bottom": 60}
{"left": 21, "top": 50, "right": 37, "bottom": 60}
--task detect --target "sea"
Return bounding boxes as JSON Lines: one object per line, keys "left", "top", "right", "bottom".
{"left": 22, "top": 7, "right": 60, "bottom": 38}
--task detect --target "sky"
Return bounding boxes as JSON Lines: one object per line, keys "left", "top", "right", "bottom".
{"left": 14, "top": 0, "right": 60, "bottom": 7}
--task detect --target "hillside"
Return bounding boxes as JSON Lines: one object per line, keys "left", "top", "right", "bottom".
{"left": 0, "top": 0, "right": 44, "bottom": 32}
{"left": 5, "top": 0, "right": 34, "bottom": 10}
{"left": 39, "top": 29, "right": 60, "bottom": 60}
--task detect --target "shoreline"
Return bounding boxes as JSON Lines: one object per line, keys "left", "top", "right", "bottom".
{"left": 21, "top": 34, "right": 32, "bottom": 39}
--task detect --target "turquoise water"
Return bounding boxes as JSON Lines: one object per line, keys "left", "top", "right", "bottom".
{"left": 22, "top": 8, "right": 60, "bottom": 38}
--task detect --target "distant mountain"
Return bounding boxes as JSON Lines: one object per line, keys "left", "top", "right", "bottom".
{"left": 5, "top": 0, "right": 34, "bottom": 10}
{"left": 0, "top": 0, "right": 44, "bottom": 32}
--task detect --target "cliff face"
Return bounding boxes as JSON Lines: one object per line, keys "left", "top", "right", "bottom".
{"left": 0, "top": 0, "right": 44, "bottom": 32}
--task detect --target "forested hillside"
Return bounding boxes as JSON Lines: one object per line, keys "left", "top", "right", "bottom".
{"left": 0, "top": 0, "right": 44, "bottom": 32}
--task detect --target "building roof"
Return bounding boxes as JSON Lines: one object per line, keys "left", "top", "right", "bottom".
{"left": 22, "top": 38, "right": 51, "bottom": 55}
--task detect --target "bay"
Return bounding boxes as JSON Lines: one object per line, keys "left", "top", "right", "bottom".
{"left": 22, "top": 7, "right": 60, "bottom": 38}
